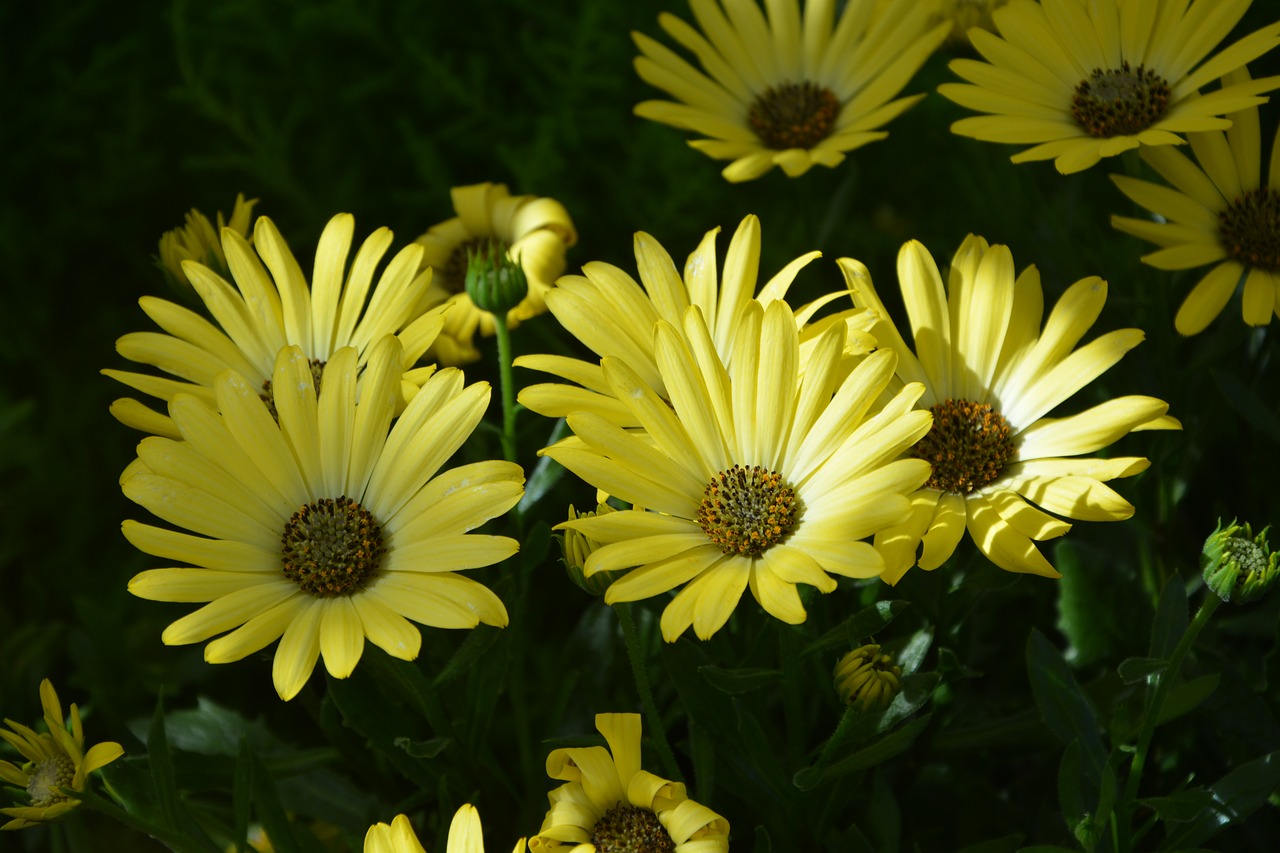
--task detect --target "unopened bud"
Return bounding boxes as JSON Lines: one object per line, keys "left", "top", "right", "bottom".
{"left": 834, "top": 644, "right": 903, "bottom": 712}
{"left": 1202, "top": 518, "right": 1278, "bottom": 604}
{"left": 560, "top": 503, "right": 620, "bottom": 596}
{"left": 464, "top": 239, "right": 528, "bottom": 317}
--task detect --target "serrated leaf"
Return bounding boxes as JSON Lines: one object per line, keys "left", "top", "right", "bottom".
{"left": 1138, "top": 788, "right": 1213, "bottom": 822}
{"left": 1157, "top": 673, "right": 1219, "bottom": 724}
{"left": 1150, "top": 577, "right": 1188, "bottom": 660}
{"left": 801, "top": 600, "right": 909, "bottom": 657}
{"left": 698, "top": 665, "right": 782, "bottom": 694}
{"left": 1026, "top": 630, "right": 1107, "bottom": 793}
{"left": 1159, "top": 750, "right": 1280, "bottom": 850}
{"left": 1118, "top": 656, "right": 1169, "bottom": 684}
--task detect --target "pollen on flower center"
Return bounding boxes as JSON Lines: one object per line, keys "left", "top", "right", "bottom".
{"left": 281, "top": 496, "right": 385, "bottom": 597}
{"left": 1071, "top": 62, "right": 1170, "bottom": 138}
{"left": 590, "top": 803, "right": 676, "bottom": 853}
{"left": 259, "top": 358, "right": 327, "bottom": 419}
{"left": 696, "top": 464, "right": 799, "bottom": 556}
{"left": 913, "top": 399, "right": 1016, "bottom": 494}
{"left": 444, "top": 237, "right": 508, "bottom": 295}
{"left": 1219, "top": 187, "right": 1280, "bottom": 271}
{"left": 748, "top": 81, "right": 841, "bottom": 150}
{"left": 26, "top": 754, "right": 75, "bottom": 807}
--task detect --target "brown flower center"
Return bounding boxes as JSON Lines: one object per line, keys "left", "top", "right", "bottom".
{"left": 748, "top": 81, "right": 840, "bottom": 150}
{"left": 1219, "top": 187, "right": 1280, "bottom": 271}
{"left": 259, "top": 358, "right": 326, "bottom": 420}
{"left": 443, "top": 237, "right": 508, "bottom": 295}
{"left": 697, "top": 464, "right": 798, "bottom": 556}
{"left": 590, "top": 803, "right": 675, "bottom": 853}
{"left": 27, "top": 753, "right": 75, "bottom": 807}
{"left": 1071, "top": 62, "right": 1170, "bottom": 138}
{"left": 913, "top": 399, "right": 1016, "bottom": 494}
{"left": 281, "top": 496, "right": 385, "bottom": 597}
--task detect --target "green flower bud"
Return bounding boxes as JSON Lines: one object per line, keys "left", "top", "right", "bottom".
{"left": 834, "top": 644, "right": 903, "bottom": 712}
{"left": 464, "top": 239, "right": 529, "bottom": 317}
{"left": 1201, "top": 518, "right": 1278, "bottom": 604}
{"left": 560, "top": 503, "right": 621, "bottom": 596}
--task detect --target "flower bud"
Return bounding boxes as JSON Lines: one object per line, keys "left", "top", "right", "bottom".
{"left": 560, "top": 503, "right": 619, "bottom": 596}
{"left": 157, "top": 193, "right": 258, "bottom": 293}
{"left": 1201, "top": 518, "right": 1278, "bottom": 604}
{"left": 834, "top": 644, "right": 903, "bottom": 712}
{"left": 464, "top": 239, "right": 529, "bottom": 317}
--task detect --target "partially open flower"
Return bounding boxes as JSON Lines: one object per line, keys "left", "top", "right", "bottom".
{"left": 157, "top": 193, "right": 258, "bottom": 293}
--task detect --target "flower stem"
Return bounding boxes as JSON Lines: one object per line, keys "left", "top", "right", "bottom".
{"left": 615, "top": 602, "right": 682, "bottom": 782}
{"left": 491, "top": 316, "right": 518, "bottom": 465}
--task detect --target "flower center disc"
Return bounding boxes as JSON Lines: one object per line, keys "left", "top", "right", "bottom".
{"left": 748, "top": 81, "right": 840, "bottom": 150}
{"left": 913, "top": 399, "right": 1015, "bottom": 494}
{"left": 27, "top": 753, "right": 75, "bottom": 807}
{"left": 445, "top": 237, "right": 508, "bottom": 295}
{"left": 260, "top": 358, "right": 327, "bottom": 419}
{"left": 697, "top": 464, "right": 798, "bottom": 556}
{"left": 281, "top": 496, "right": 385, "bottom": 597}
{"left": 1071, "top": 62, "right": 1170, "bottom": 138}
{"left": 1219, "top": 187, "right": 1280, "bottom": 270}
{"left": 590, "top": 803, "right": 675, "bottom": 853}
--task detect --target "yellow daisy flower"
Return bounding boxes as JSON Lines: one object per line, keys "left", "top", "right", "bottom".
{"left": 938, "top": 0, "right": 1280, "bottom": 174}
{"left": 544, "top": 300, "right": 932, "bottom": 641}
{"left": 841, "top": 235, "right": 1180, "bottom": 583}
{"left": 122, "top": 335, "right": 522, "bottom": 701}
{"left": 1111, "top": 69, "right": 1280, "bottom": 334}
{"left": 364, "top": 805, "right": 526, "bottom": 853}
{"left": 158, "top": 192, "right": 258, "bottom": 291}
{"left": 1, "top": 679, "right": 124, "bottom": 830}
{"left": 516, "top": 214, "right": 875, "bottom": 427}
{"left": 528, "top": 713, "right": 729, "bottom": 853}
{"left": 415, "top": 182, "right": 577, "bottom": 365}
{"left": 928, "top": 0, "right": 1009, "bottom": 50}
{"left": 633, "top": 0, "right": 950, "bottom": 182}
{"left": 107, "top": 212, "right": 446, "bottom": 439}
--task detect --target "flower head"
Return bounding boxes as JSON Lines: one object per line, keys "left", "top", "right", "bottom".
{"left": 364, "top": 805, "right": 526, "bottom": 853}
{"left": 634, "top": 0, "right": 949, "bottom": 181}
{"left": 108, "top": 213, "right": 446, "bottom": 438}
{"left": 529, "top": 713, "right": 729, "bottom": 853}
{"left": 1, "top": 680, "right": 124, "bottom": 830}
{"left": 834, "top": 644, "right": 903, "bottom": 712}
{"left": 1202, "top": 518, "right": 1279, "bottom": 604}
{"left": 122, "top": 335, "right": 522, "bottom": 700}
{"left": 842, "top": 235, "right": 1180, "bottom": 582}
{"left": 938, "top": 0, "right": 1280, "bottom": 174}
{"left": 158, "top": 193, "right": 258, "bottom": 292}
{"left": 415, "top": 183, "right": 577, "bottom": 365}
{"left": 544, "top": 299, "right": 932, "bottom": 641}
{"left": 1112, "top": 69, "right": 1280, "bottom": 334}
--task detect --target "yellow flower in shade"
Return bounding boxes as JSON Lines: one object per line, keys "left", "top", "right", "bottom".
{"left": 928, "top": 0, "right": 1008, "bottom": 50}
{"left": 516, "top": 214, "right": 876, "bottom": 427}
{"left": 529, "top": 713, "right": 729, "bottom": 853}
{"left": 122, "top": 335, "right": 522, "bottom": 701}
{"left": 0, "top": 679, "right": 124, "bottom": 830}
{"left": 415, "top": 183, "right": 577, "bottom": 365}
{"left": 364, "top": 805, "right": 526, "bottom": 853}
{"left": 106, "top": 212, "right": 447, "bottom": 439}
{"left": 633, "top": 0, "right": 950, "bottom": 182}
{"left": 841, "top": 235, "right": 1181, "bottom": 583}
{"left": 938, "top": 0, "right": 1280, "bottom": 174}
{"left": 834, "top": 644, "right": 903, "bottom": 712}
{"left": 158, "top": 192, "right": 258, "bottom": 291}
{"left": 544, "top": 300, "right": 932, "bottom": 641}
{"left": 1111, "top": 70, "right": 1280, "bottom": 334}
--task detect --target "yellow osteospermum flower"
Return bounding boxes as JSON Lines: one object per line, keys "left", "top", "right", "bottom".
{"left": 842, "top": 235, "right": 1180, "bottom": 583}
{"left": 0, "top": 679, "right": 124, "bottom": 830}
{"left": 517, "top": 214, "right": 875, "bottom": 426}
{"left": 529, "top": 713, "right": 729, "bottom": 853}
{"left": 633, "top": 0, "right": 950, "bottom": 182}
{"left": 158, "top": 192, "right": 258, "bottom": 292}
{"left": 1112, "top": 69, "right": 1280, "bottom": 334}
{"left": 938, "top": 0, "right": 1280, "bottom": 174}
{"left": 122, "top": 335, "right": 522, "bottom": 701}
{"left": 415, "top": 182, "right": 577, "bottom": 365}
{"left": 108, "top": 213, "right": 447, "bottom": 439}
{"left": 545, "top": 300, "right": 931, "bottom": 641}
{"left": 364, "top": 805, "right": 526, "bottom": 853}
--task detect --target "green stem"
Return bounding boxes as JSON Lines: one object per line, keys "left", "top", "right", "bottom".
{"left": 813, "top": 702, "right": 862, "bottom": 770}
{"left": 615, "top": 602, "right": 682, "bottom": 782}
{"left": 491, "top": 317, "right": 518, "bottom": 466}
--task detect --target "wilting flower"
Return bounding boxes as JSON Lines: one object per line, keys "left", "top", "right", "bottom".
{"left": 842, "top": 235, "right": 1180, "bottom": 582}
{"left": 364, "top": 805, "right": 526, "bottom": 853}
{"left": 633, "top": 0, "right": 949, "bottom": 181}
{"left": 107, "top": 213, "right": 446, "bottom": 438}
{"left": 834, "top": 644, "right": 903, "bottom": 712}
{"left": 122, "top": 336, "right": 522, "bottom": 700}
{"left": 938, "top": 0, "right": 1280, "bottom": 173}
{"left": 545, "top": 300, "right": 931, "bottom": 640}
{"left": 1112, "top": 70, "right": 1280, "bottom": 334}
{"left": 158, "top": 192, "right": 258, "bottom": 292}
{"left": 415, "top": 182, "right": 576, "bottom": 365}
{"left": 1202, "top": 518, "right": 1278, "bottom": 604}
{"left": 529, "top": 713, "right": 729, "bottom": 852}
{"left": 517, "top": 214, "right": 875, "bottom": 426}
{"left": 1, "top": 679, "right": 123, "bottom": 830}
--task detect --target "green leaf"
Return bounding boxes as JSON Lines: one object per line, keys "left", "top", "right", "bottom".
{"left": 895, "top": 628, "right": 933, "bottom": 675}
{"left": 1138, "top": 788, "right": 1213, "bottom": 823}
{"left": 433, "top": 624, "right": 503, "bottom": 689}
{"left": 232, "top": 738, "right": 254, "bottom": 853}
{"left": 794, "top": 714, "right": 932, "bottom": 790}
{"left": 956, "top": 834, "right": 1023, "bottom": 853}
{"left": 1160, "top": 750, "right": 1280, "bottom": 850}
{"left": 243, "top": 740, "right": 301, "bottom": 853}
{"left": 802, "top": 600, "right": 909, "bottom": 657}
{"left": 698, "top": 665, "right": 782, "bottom": 695}
{"left": 1157, "top": 673, "right": 1219, "bottom": 724}
{"left": 753, "top": 825, "right": 772, "bottom": 853}
{"left": 1150, "top": 577, "right": 1188, "bottom": 660}
{"left": 143, "top": 698, "right": 220, "bottom": 853}
{"left": 1118, "top": 656, "right": 1170, "bottom": 684}
{"left": 1212, "top": 368, "right": 1280, "bottom": 446}
{"left": 521, "top": 519, "right": 553, "bottom": 569}
{"left": 1026, "top": 630, "right": 1107, "bottom": 793}
{"left": 519, "top": 418, "right": 570, "bottom": 510}
{"left": 1058, "top": 740, "right": 1087, "bottom": 831}
{"left": 326, "top": 668, "right": 438, "bottom": 790}
{"left": 394, "top": 736, "right": 451, "bottom": 758}
{"left": 866, "top": 771, "right": 900, "bottom": 853}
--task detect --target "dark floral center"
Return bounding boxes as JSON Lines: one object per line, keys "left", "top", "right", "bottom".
{"left": 697, "top": 464, "right": 798, "bottom": 556}
{"left": 281, "top": 496, "right": 385, "bottom": 597}
{"left": 913, "top": 399, "right": 1016, "bottom": 494}
{"left": 1219, "top": 187, "right": 1280, "bottom": 271}
{"left": 748, "top": 81, "right": 840, "bottom": 150}
{"left": 260, "top": 358, "right": 326, "bottom": 420}
{"left": 444, "top": 237, "right": 508, "bottom": 295}
{"left": 27, "top": 753, "right": 75, "bottom": 807}
{"left": 1071, "top": 62, "right": 1170, "bottom": 138}
{"left": 590, "top": 803, "right": 675, "bottom": 853}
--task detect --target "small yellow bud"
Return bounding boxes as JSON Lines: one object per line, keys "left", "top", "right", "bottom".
{"left": 834, "top": 644, "right": 903, "bottom": 712}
